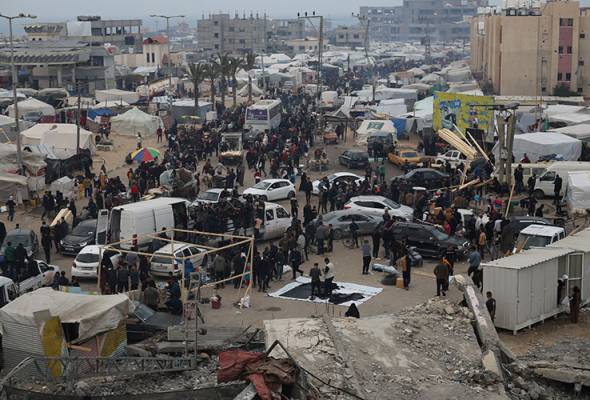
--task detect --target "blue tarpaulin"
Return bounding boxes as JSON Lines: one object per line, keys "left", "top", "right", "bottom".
{"left": 393, "top": 118, "right": 407, "bottom": 137}
{"left": 88, "top": 108, "right": 116, "bottom": 120}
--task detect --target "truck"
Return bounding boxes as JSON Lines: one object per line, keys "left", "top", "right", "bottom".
{"left": 218, "top": 132, "right": 244, "bottom": 165}
{"left": 0, "top": 260, "right": 60, "bottom": 307}
{"left": 432, "top": 150, "right": 471, "bottom": 170}
{"left": 533, "top": 161, "right": 590, "bottom": 198}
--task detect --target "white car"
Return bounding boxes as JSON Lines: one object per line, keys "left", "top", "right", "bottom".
{"left": 434, "top": 150, "right": 470, "bottom": 169}
{"left": 192, "top": 188, "right": 227, "bottom": 205}
{"left": 312, "top": 172, "right": 365, "bottom": 195}
{"left": 344, "top": 195, "right": 414, "bottom": 221}
{"left": 150, "top": 242, "right": 207, "bottom": 277}
{"left": 72, "top": 245, "right": 122, "bottom": 279}
{"left": 242, "top": 179, "right": 295, "bottom": 201}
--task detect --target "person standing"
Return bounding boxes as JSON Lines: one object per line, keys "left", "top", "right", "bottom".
{"left": 478, "top": 227, "right": 487, "bottom": 260}
{"left": 371, "top": 229, "right": 381, "bottom": 259}
{"left": 361, "top": 240, "right": 371, "bottom": 275}
{"left": 4, "top": 242, "right": 15, "bottom": 280}
{"left": 434, "top": 258, "right": 450, "bottom": 297}
{"left": 130, "top": 266, "right": 140, "bottom": 291}
{"left": 0, "top": 220, "right": 5, "bottom": 247}
{"left": 6, "top": 196, "right": 16, "bottom": 222}
{"left": 349, "top": 219, "right": 359, "bottom": 248}
{"left": 289, "top": 247, "right": 303, "bottom": 280}
{"left": 327, "top": 224, "right": 334, "bottom": 252}
{"left": 399, "top": 251, "right": 411, "bottom": 290}
{"left": 213, "top": 253, "right": 226, "bottom": 289}
{"left": 527, "top": 173, "right": 536, "bottom": 196}
{"left": 554, "top": 174, "right": 563, "bottom": 205}
{"left": 309, "top": 262, "right": 322, "bottom": 299}
{"left": 485, "top": 291, "right": 496, "bottom": 322}
{"left": 40, "top": 221, "right": 52, "bottom": 263}
{"left": 315, "top": 222, "right": 326, "bottom": 255}
{"left": 323, "top": 258, "right": 335, "bottom": 297}
{"left": 570, "top": 286, "right": 581, "bottom": 323}
{"left": 290, "top": 196, "right": 299, "bottom": 219}
{"left": 117, "top": 263, "right": 130, "bottom": 293}
{"left": 142, "top": 281, "right": 159, "bottom": 311}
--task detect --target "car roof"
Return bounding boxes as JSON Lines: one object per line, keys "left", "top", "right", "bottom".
{"left": 512, "top": 216, "right": 549, "bottom": 224}
{"left": 260, "top": 179, "right": 290, "bottom": 184}
{"left": 154, "top": 242, "right": 204, "bottom": 253}
{"left": 331, "top": 172, "right": 361, "bottom": 177}
{"left": 349, "top": 195, "right": 389, "bottom": 202}
{"left": 520, "top": 224, "right": 564, "bottom": 237}
{"left": 78, "top": 245, "right": 103, "bottom": 254}
{"left": 205, "top": 188, "right": 224, "bottom": 194}
{"left": 398, "top": 147, "right": 418, "bottom": 152}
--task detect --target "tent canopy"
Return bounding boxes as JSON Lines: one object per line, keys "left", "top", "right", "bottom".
{"left": 0, "top": 287, "right": 132, "bottom": 343}
{"left": 506, "top": 132, "right": 582, "bottom": 162}
{"left": 550, "top": 123, "right": 590, "bottom": 141}
{"left": 20, "top": 123, "right": 96, "bottom": 159}
{"left": 567, "top": 171, "right": 590, "bottom": 212}
{"left": 95, "top": 89, "right": 139, "bottom": 105}
{"left": 7, "top": 98, "right": 55, "bottom": 117}
{"left": 357, "top": 119, "right": 396, "bottom": 136}
{"left": 110, "top": 107, "right": 163, "bottom": 137}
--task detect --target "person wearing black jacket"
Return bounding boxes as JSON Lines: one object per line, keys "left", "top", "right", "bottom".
{"left": 40, "top": 221, "right": 52, "bottom": 263}
{"left": 289, "top": 248, "right": 303, "bottom": 279}
{"left": 371, "top": 229, "right": 381, "bottom": 259}
{"left": 14, "top": 243, "right": 28, "bottom": 280}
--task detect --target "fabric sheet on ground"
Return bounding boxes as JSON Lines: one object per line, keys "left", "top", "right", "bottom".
{"left": 268, "top": 276, "right": 382, "bottom": 306}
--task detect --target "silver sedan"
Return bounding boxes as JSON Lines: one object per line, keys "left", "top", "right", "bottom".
{"left": 314, "top": 210, "right": 383, "bottom": 239}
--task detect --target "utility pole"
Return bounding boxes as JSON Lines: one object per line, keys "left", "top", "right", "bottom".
{"left": 353, "top": 13, "right": 374, "bottom": 102}
{"left": 297, "top": 11, "right": 324, "bottom": 101}
{"left": 76, "top": 80, "right": 81, "bottom": 154}
{"left": 0, "top": 12, "right": 37, "bottom": 175}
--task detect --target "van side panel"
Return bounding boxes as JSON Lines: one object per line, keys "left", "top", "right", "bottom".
{"left": 121, "top": 208, "right": 155, "bottom": 249}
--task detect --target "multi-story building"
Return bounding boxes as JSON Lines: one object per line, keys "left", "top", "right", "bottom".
{"left": 197, "top": 13, "right": 271, "bottom": 56}
{"left": 360, "top": 0, "right": 486, "bottom": 43}
{"left": 333, "top": 26, "right": 365, "bottom": 48}
{"left": 271, "top": 19, "right": 306, "bottom": 42}
{"left": 471, "top": 0, "right": 590, "bottom": 96}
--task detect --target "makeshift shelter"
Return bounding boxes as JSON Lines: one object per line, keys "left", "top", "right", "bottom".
{"left": 110, "top": 107, "right": 163, "bottom": 137}
{"left": 548, "top": 111, "right": 590, "bottom": 126}
{"left": 0, "top": 288, "right": 132, "bottom": 372}
{"left": 356, "top": 120, "right": 396, "bottom": 145}
{"left": 171, "top": 99, "right": 213, "bottom": 120}
{"left": 551, "top": 123, "right": 590, "bottom": 142}
{"left": 237, "top": 83, "right": 263, "bottom": 97}
{"left": 503, "top": 132, "right": 582, "bottom": 162}
{"left": 7, "top": 98, "right": 55, "bottom": 122}
{"left": 0, "top": 143, "right": 46, "bottom": 176}
{"left": 20, "top": 123, "right": 96, "bottom": 158}
{"left": 566, "top": 171, "right": 590, "bottom": 212}
{"left": 93, "top": 100, "right": 130, "bottom": 109}
{"left": 373, "top": 98, "right": 407, "bottom": 118}
{"left": 95, "top": 89, "right": 139, "bottom": 105}
{"left": 0, "top": 172, "right": 30, "bottom": 203}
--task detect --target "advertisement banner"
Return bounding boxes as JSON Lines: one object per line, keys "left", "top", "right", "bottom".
{"left": 433, "top": 92, "right": 493, "bottom": 134}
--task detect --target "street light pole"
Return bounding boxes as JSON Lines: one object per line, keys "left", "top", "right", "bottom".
{"left": 297, "top": 12, "right": 324, "bottom": 101}
{"left": 0, "top": 13, "right": 37, "bottom": 175}
{"left": 354, "top": 13, "right": 374, "bottom": 103}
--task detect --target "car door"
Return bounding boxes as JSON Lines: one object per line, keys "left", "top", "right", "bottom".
{"left": 352, "top": 214, "right": 374, "bottom": 234}
{"left": 267, "top": 182, "right": 281, "bottom": 200}
{"left": 264, "top": 208, "right": 279, "bottom": 239}
{"left": 96, "top": 209, "right": 110, "bottom": 245}
{"left": 340, "top": 151, "right": 349, "bottom": 165}
{"left": 419, "top": 227, "right": 441, "bottom": 257}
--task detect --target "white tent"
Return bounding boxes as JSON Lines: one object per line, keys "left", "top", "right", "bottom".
{"left": 93, "top": 100, "right": 130, "bottom": 109}
{"left": 20, "top": 123, "right": 96, "bottom": 158}
{"left": 110, "top": 107, "right": 163, "bottom": 137}
{"left": 548, "top": 111, "right": 590, "bottom": 125}
{"left": 7, "top": 98, "right": 55, "bottom": 118}
{"left": 237, "top": 83, "right": 263, "bottom": 97}
{"left": 567, "top": 171, "right": 590, "bottom": 212}
{"left": 373, "top": 98, "right": 407, "bottom": 117}
{"left": 550, "top": 123, "right": 590, "bottom": 141}
{"left": 506, "top": 132, "right": 582, "bottom": 162}
{"left": 95, "top": 89, "right": 139, "bottom": 105}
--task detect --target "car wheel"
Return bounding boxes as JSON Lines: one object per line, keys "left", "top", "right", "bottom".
{"left": 260, "top": 195, "right": 268, "bottom": 202}
{"left": 533, "top": 189, "right": 544, "bottom": 199}
{"left": 287, "top": 191, "right": 295, "bottom": 199}
{"left": 333, "top": 229, "right": 343, "bottom": 240}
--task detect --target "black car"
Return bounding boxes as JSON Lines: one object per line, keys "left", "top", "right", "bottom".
{"left": 391, "top": 221, "right": 470, "bottom": 259}
{"left": 127, "top": 301, "right": 183, "bottom": 343}
{"left": 60, "top": 219, "right": 97, "bottom": 256}
{"left": 392, "top": 168, "right": 450, "bottom": 190}
{"left": 338, "top": 150, "right": 370, "bottom": 169}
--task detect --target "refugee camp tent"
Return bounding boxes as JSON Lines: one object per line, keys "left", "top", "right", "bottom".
{"left": 7, "top": 98, "right": 55, "bottom": 119}
{"left": 171, "top": 99, "right": 213, "bottom": 120}
{"left": 0, "top": 143, "right": 46, "bottom": 176}
{"left": 110, "top": 107, "right": 163, "bottom": 137}
{"left": 20, "top": 123, "right": 96, "bottom": 158}
{"left": 0, "top": 172, "right": 30, "bottom": 203}
{"left": 237, "top": 83, "right": 263, "bottom": 97}
{"left": 550, "top": 124, "right": 590, "bottom": 142}
{"left": 95, "top": 89, "right": 139, "bottom": 105}
{"left": 373, "top": 98, "right": 407, "bottom": 118}
{"left": 503, "top": 132, "right": 582, "bottom": 162}
{"left": 482, "top": 247, "right": 575, "bottom": 334}
{"left": 356, "top": 120, "right": 396, "bottom": 145}
{"left": 0, "top": 288, "right": 132, "bottom": 370}
{"left": 566, "top": 171, "right": 590, "bottom": 212}
{"left": 93, "top": 100, "right": 130, "bottom": 109}
{"left": 549, "top": 111, "right": 590, "bottom": 126}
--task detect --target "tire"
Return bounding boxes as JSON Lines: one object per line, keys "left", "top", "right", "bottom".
{"left": 287, "top": 191, "right": 295, "bottom": 199}
{"left": 533, "top": 189, "right": 544, "bottom": 199}
{"left": 333, "top": 229, "right": 343, "bottom": 240}
{"left": 260, "top": 195, "right": 268, "bottom": 202}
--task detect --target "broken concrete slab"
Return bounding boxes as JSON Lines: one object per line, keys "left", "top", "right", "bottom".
{"left": 482, "top": 350, "right": 502, "bottom": 380}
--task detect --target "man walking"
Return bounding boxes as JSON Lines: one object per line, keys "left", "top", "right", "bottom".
{"left": 309, "top": 262, "right": 322, "bottom": 299}
{"left": 399, "top": 249, "right": 411, "bottom": 290}
{"left": 371, "top": 229, "right": 381, "bottom": 259}
{"left": 361, "top": 240, "right": 371, "bottom": 275}
{"left": 289, "top": 247, "right": 304, "bottom": 279}
{"left": 434, "top": 257, "right": 450, "bottom": 297}
{"left": 323, "top": 258, "right": 335, "bottom": 297}
{"left": 40, "top": 221, "right": 52, "bottom": 263}
{"left": 6, "top": 196, "right": 16, "bottom": 222}
{"left": 485, "top": 291, "right": 496, "bottom": 322}
{"left": 554, "top": 174, "right": 563, "bottom": 206}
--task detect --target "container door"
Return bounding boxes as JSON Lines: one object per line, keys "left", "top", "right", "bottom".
{"left": 568, "top": 253, "right": 584, "bottom": 299}
{"left": 517, "top": 268, "right": 532, "bottom": 328}
{"left": 96, "top": 209, "right": 109, "bottom": 245}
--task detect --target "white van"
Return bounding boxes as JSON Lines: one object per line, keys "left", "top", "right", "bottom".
{"left": 515, "top": 225, "right": 566, "bottom": 252}
{"left": 102, "top": 197, "right": 190, "bottom": 250}
{"left": 533, "top": 162, "right": 590, "bottom": 197}
{"left": 150, "top": 242, "right": 207, "bottom": 277}
{"left": 72, "top": 245, "right": 122, "bottom": 279}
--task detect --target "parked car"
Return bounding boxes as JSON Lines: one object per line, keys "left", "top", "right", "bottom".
{"left": 243, "top": 179, "right": 295, "bottom": 201}
{"left": 392, "top": 168, "right": 450, "bottom": 190}
{"left": 192, "top": 188, "right": 227, "bottom": 205}
{"left": 127, "top": 301, "right": 183, "bottom": 343}
{"left": 338, "top": 150, "right": 370, "bottom": 169}
{"left": 72, "top": 245, "right": 122, "bottom": 279}
{"left": 514, "top": 224, "right": 565, "bottom": 252}
{"left": 312, "top": 172, "right": 364, "bottom": 195}
{"left": 388, "top": 147, "right": 424, "bottom": 167}
{"left": 316, "top": 210, "right": 383, "bottom": 239}
{"left": 150, "top": 242, "right": 207, "bottom": 277}
{"left": 367, "top": 131, "right": 397, "bottom": 158}
{"left": 391, "top": 221, "right": 470, "bottom": 259}
{"left": 434, "top": 150, "right": 470, "bottom": 169}
{"left": 0, "top": 260, "right": 60, "bottom": 306}
{"left": 344, "top": 195, "right": 414, "bottom": 221}
{"left": 0, "top": 228, "right": 39, "bottom": 258}
{"left": 506, "top": 216, "right": 551, "bottom": 238}
{"left": 60, "top": 219, "right": 97, "bottom": 256}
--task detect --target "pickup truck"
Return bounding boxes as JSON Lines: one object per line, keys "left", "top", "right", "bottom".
{"left": 0, "top": 260, "right": 60, "bottom": 307}
{"left": 432, "top": 150, "right": 471, "bottom": 170}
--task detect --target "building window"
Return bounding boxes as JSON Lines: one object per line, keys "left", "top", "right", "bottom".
{"left": 151, "top": 53, "right": 155, "bottom": 63}
{"left": 581, "top": 33, "right": 586, "bottom": 39}
{"left": 214, "top": 33, "right": 219, "bottom": 38}
{"left": 578, "top": 87, "right": 583, "bottom": 93}
{"left": 566, "top": 72, "right": 572, "bottom": 81}
{"left": 580, "top": 60, "right": 585, "bottom": 66}
{"left": 228, "top": 27, "right": 235, "bottom": 32}
{"left": 214, "top": 21, "right": 219, "bottom": 26}
{"left": 567, "top": 46, "right": 573, "bottom": 54}
{"left": 558, "top": 72, "right": 563, "bottom": 81}
{"left": 214, "top": 44, "right": 219, "bottom": 49}
{"left": 568, "top": 18, "right": 574, "bottom": 26}
{"left": 146, "top": 53, "right": 150, "bottom": 63}
{"left": 559, "top": 46, "right": 564, "bottom": 54}
{"left": 542, "top": 87, "right": 547, "bottom": 92}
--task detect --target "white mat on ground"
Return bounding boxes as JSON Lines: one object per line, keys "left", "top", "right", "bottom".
{"left": 268, "top": 276, "right": 382, "bottom": 306}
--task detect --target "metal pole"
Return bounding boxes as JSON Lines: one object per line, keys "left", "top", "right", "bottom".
{"left": 317, "top": 16, "right": 323, "bottom": 102}
{"left": 8, "top": 18, "right": 22, "bottom": 175}
{"left": 167, "top": 17, "right": 172, "bottom": 101}
{"left": 76, "top": 81, "right": 81, "bottom": 154}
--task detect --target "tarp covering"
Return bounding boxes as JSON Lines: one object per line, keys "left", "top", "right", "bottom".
{"left": 0, "top": 143, "right": 46, "bottom": 176}
{"left": 95, "top": 89, "right": 139, "bottom": 105}
{"left": 567, "top": 171, "right": 590, "bottom": 212}
{"left": 7, "top": 98, "right": 55, "bottom": 117}
{"left": 551, "top": 124, "right": 590, "bottom": 141}
{"left": 93, "top": 100, "right": 129, "bottom": 109}
{"left": 504, "top": 132, "right": 582, "bottom": 162}
{"left": 0, "top": 287, "right": 132, "bottom": 343}
{"left": 20, "top": 123, "right": 96, "bottom": 158}
{"left": 0, "top": 172, "right": 29, "bottom": 202}
{"left": 373, "top": 98, "right": 407, "bottom": 118}
{"left": 110, "top": 107, "right": 163, "bottom": 137}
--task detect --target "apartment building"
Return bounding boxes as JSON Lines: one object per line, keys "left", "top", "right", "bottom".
{"left": 333, "top": 26, "right": 365, "bottom": 48}
{"left": 197, "top": 13, "right": 271, "bottom": 56}
{"left": 471, "top": 1, "right": 590, "bottom": 96}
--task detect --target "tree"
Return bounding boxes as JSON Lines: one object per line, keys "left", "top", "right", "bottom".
{"left": 243, "top": 52, "right": 257, "bottom": 104}
{"left": 204, "top": 62, "right": 218, "bottom": 110}
{"left": 227, "top": 56, "right": 244, "bottom": 107}
{"left": 215, "top": 53, "right": 232, "bottom": 108}
{"left": 186, "top": 62, "right": 208, "bottom": 112}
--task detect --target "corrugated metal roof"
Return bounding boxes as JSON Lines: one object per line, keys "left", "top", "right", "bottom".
{"left": 482, "top": 247, "right": 573, "bottom": 270}
{"left": 548, "top": 228, "right": 590, "bottom": 252}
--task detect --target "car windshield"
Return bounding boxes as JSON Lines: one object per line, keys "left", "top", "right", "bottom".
{"left": 134, "top": 302, "right": 155, "bottom": 322}
{"left": 253, "top": 181, "right": 272, "bottom": 190}
{"left": 71, "top": 223, "right": 95, "bottom": 236}
{"left": 7, "top": 234, "right": 31, "bottom": 247}
{"left": 198, "top": 191, "right": 219, "bottom": 201}
{"left": 382, "top": 198, "right": 401, "bottom": 209}
{"left": 350, "top": 152, "right": 368, "bottom": 160}
{"left": 516, "top": 234, "right": 551, "bottom": 250}
{"left": 402, "top": 151, "right": 418, "bottom": 158}
{"left": 432, "top": 229, "right": 448, "bottom": 241}
{"left": 76, "top": 253, "right": 99, "bottom": 263}
{"left": 152, "top": 254, "right": 174, "bottom": 264}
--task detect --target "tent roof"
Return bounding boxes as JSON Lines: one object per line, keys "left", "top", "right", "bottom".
{"left": 515, "top": 131, "right": 581, "bottom": 145}
{"left": 7, "top": 98, "right": 55, "bottom": 116}
{"left": 551, "top": 123, "right": 590, "bottom": 140}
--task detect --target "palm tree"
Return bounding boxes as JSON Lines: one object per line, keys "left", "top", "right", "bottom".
{"left": 227, "top": 56, "right": 243, "bottom": 107}
{"left": 215, "top": 53, "right": 232, "bottom": 108}
{"left": 186, "top": 62, "right": 207, "bottom": 112}
{"left": 204, "top": 61, "right": 218, "bottom": 110}
{"left": 243, "top": 52, "right": 257, "bottom": 104}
